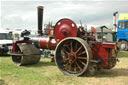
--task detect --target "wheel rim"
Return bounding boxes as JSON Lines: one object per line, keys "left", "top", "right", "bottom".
{"left": 55, "top": 37, "right": 92, "bottom": 76}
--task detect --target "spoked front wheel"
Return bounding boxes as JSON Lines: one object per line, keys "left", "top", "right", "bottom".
{"left": 55, "top": 37, "right": 92, "bottom": 76}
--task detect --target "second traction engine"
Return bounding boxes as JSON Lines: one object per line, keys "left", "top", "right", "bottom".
{"left": 11, "top": 6, "right": 118, "bottom": 76}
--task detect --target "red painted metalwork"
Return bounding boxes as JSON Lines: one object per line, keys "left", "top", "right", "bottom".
{"left": 39, "top": 19, "right": 78, "bottom": 50}
{"left": 54, "top": 18, "right": 77, "bottom": 41}
{"left": 89, "top": 42, "right": 116, "bottom": 69}
{"left": 39, "top": 37, "right": 57, "bottom": 50}
{"left": 48, "top": 29, "right": 54, "bottom": 37}
{"left": 91, "top": 26, "right": 97, "bottom": 34}
{"left": 12, "top": 40, "right": 31, "bottom": 52}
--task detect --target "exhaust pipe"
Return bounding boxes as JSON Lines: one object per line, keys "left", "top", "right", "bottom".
{"left": 37, "top": 6, "right": 44, "bottom": 35}
{"left": 113, "top": 11, "right": 118, "bottom": 32}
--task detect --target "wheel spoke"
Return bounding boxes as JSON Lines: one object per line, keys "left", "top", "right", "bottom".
{"left": 63, "top": 58, "right": 69, "bottom": 61}
{"left": 64, "top": 62, "right": 69, "bottom": 69}
{"left": 79, "top": 60, "right": 86, "bottom": 66}
{"left": 75, "top": 42, "right": 78, "bottom": 51}
{"left": 70, "top": 41, "right": 73, "bottom": 52}
{"left": 78, "top": 57, "right": 87, "bottom": 60}
{"left": 69, "top": 63, "right": 72, "bottom": 72}
{"left": 74, "top": 64, "right": 77, "bottom": 72}
{"left": 78, "top": 51, "right": 86, "bottom": 56}
{"left": 76, "top": 46, "right": 82, "bottom": 53}
{"left": 75, "top": 61, "right": 82, "bottom": 71}
{"left": 62, "top": 48, "right": 69, "bottom": 54}
{"left": 64, "top": 44, "right": 71, "bottom": 52}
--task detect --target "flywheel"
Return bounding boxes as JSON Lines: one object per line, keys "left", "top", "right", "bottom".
{"left": 55, "top": 37, "right": 92, "bottom": 76}
{"left": 54, "top": 18, "right": 77, "bottom": 41}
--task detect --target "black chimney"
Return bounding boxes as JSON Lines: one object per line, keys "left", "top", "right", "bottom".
{"left": 37, "top": 6, "right": 44, "bottom": 35}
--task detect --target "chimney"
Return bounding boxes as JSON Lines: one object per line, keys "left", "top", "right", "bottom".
{"left": 37, "top": 6, "right": 44, "bottom": 35}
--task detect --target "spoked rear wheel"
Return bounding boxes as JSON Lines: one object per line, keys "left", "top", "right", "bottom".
{"left": 55, "top": 37, "right": 92, "bottom": 76}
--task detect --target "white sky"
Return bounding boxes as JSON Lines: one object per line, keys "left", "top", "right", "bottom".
{"left": 1, "top": 0, "right": 128, "bottom": 30}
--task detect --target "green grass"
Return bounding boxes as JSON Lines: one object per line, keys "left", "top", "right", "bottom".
{"left": 0, "top": 52, "right": 128, "bottom": 85}
{"left": 117, "top": 51, "right": 128, "bottom": 58}
{"left": 0, "top": 57, "right": 79, "bottom": 85}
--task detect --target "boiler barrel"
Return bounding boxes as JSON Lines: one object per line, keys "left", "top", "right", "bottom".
{"left": 32, "top": 36, "right": 57, "bottom": 50}
{"left": 40, "top": 37, "right": 57, "bottom": 50}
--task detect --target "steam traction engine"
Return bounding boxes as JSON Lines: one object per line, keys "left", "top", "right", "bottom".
{"left": 11, "top": 6, "right": 118, "bottom": 76}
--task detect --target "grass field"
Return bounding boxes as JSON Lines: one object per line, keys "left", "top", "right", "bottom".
{"left": 0, "top": 52, "right": 128, "bottom": 85}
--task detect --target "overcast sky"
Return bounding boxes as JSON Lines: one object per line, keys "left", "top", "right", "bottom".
{"left": 1, "top": 0, "right": 128, "bottom": 30}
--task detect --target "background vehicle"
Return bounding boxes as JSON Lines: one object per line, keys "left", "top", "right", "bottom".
{"left": 0, "top": 30, "right": 13, "bottom": 55}
{"left": 114, "top": 13, "right": 128, "bottom": 51}
{"left": 117, "top": 14, "right": 128, "bottom": 51}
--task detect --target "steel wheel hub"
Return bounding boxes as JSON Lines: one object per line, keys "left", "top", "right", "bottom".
{"left": 70, "top": 54, "right": 75, "bottom": 60}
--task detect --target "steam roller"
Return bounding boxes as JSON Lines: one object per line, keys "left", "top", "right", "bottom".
{"left": 10, "top": 6, "right": 119, "bottom": 76}
{"left": 11, "top": 42, "right": 41, "bottom": 66}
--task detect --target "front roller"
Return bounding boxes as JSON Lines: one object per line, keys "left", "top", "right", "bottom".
{"left": 11, "top": 44, "right": 41, "bottom": 66}
{"left": 55, "top": 37, "right": 93, "bottom": 76}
